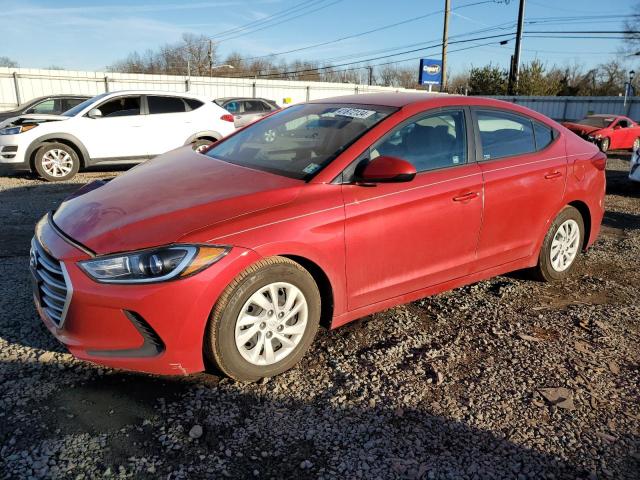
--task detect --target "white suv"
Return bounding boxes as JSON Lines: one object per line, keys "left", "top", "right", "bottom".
{"left": 0, "top": 90, "right": 236, "bottom": 181}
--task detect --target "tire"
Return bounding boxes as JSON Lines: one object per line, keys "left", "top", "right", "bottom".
{"left": 204, "top": 256, "right": 321, "bottom": 382}
{"left": 192, "top": 138, "right": 215, "bottom": 154}
{"left": 599, "top": 137, "right": 609, "bottom": 153}
{"left": 632, "top": 137, "right": 640, "bottom": 152}
{"left": 33, "top": 142, "right": 80, "bottom": 182}
{"left": 533, "top": 206, "right": 584, "bottom": 282}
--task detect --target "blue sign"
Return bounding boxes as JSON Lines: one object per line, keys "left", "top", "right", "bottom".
{"left": 419, "top": 58, "right": 442, "bottom": 86}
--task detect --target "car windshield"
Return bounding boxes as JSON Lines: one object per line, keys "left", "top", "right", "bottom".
{"left": 206, "top": 103, "right": 396, "bottom": 180}
{"left": 578, "top": 116, "right": 614, "bottom": 128}
{"left": 62, "top": 93, "right": 109, "bottom": 117}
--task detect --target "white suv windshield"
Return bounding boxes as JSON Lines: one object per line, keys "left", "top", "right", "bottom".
{"left": 206, "top": 103, "right": 396, "bottom": 180}
{"left": 62, "top": 93, "right": 109, "bottom": 117}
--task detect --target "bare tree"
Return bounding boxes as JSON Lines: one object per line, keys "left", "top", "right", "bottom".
{"left": 0, "top": 56, "right": 18, "bottom": 68}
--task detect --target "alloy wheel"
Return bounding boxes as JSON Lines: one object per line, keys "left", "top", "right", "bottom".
{"left": 549, "top": 219, "right": 580, "bottom": 272}
{"left": 234, "top": 282, "right": 308, "bottom": 366}
{"left": 41, "top": 149, "right": 74, "bottom": 178}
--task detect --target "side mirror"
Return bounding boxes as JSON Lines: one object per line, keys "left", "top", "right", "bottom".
{"left": 357, "top": 155, "right": 417, "bottom": 184}
{"left": 613, "top": 124, "right": 621, "bottom": 130}
{"left": 87, "top": 108, "right": 103, "bottom": 119}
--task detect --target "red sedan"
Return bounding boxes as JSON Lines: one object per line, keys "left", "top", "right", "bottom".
{"left": 563, "top": 114, "right": 640, "bottom": 152}
{"left": 31, "top": 93, "right": 606, "bottom": 381}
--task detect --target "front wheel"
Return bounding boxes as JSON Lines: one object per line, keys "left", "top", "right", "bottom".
{"left": 204, "top": 257, "right": 321, "bottom": 381}
{"left": 599, "top": 137, "right": 610, "bottom": 153}
{"left": 533, "top": 206, "right": 584, "bottom": 282}
{"left": 632, "top": 137, "right": 640, "bottom": 152}
{"left": 33, "top": 143, "right": 80, "bottom": 182}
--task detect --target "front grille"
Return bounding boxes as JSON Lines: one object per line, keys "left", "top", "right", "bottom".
{"left": 30, "top": 237, "right": 72, "bottom": 328}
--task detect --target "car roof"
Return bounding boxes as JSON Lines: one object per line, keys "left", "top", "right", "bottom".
{"left": 216, "top": 97, "right": 274, "bottom": 102}
{"left": 308, "top": 92, "right": 446, "bottom": 107}
{"left": 22, "top": 94, "right": 90, "bottom": 104}
{"left": 104, "top": 90, "right": 209, "bottom": 101}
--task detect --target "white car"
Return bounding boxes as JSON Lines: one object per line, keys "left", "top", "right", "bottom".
{"left": 0, "top": 90, "right": 236, "bottom": 181}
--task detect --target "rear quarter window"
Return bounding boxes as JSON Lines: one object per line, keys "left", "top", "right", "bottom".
{"left": 533, "top": 122, "right": 555, "bottom": 151}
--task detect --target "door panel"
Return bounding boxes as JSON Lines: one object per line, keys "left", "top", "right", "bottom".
{"left": 77, "top": 96, "right": 147, "bottom": 159}
{"left": 473, "top": 109, "right": 567, "bottom": 270}
{"left": 343, "top": 164, "right": 483, "bottom": 310}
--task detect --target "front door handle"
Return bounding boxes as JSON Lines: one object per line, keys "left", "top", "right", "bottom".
{"left": 544, "top": 171, "right": 563, "bottom": 179}
{"left": 453, "top": 192, "right": 479, "bottom": 202}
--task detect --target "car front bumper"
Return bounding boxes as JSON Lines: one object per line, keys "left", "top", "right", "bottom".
{"left": 31, "top": 214, "right": 260, "bottom": 375}
{"left": 0, "top": 134, "right": 28, "bottom": 167}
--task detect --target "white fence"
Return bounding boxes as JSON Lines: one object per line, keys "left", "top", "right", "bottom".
{"left": 0, "top": 67, "right": 422, "bottom": 111}
{"left": 490, "top": 95, "right": 640, "bottom": 122}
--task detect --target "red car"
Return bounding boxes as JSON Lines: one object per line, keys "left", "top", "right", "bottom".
{"left": 563, "top": 114, "right": 640, "bottom": 152}
{"left": 31, "top": 93, "right": 606, "bottom": 381}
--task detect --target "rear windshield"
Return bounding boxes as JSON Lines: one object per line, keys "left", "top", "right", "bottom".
{"left": 206, "top": 103, "right": 396, "bottom": 180}
{"left": 578, "top": 116, "right": 614, "bottom": 128}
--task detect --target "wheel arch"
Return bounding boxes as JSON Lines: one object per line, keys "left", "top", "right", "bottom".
{"left": 567, "top": 200, "right": 592, "bottom": 250}
{"left": 184, "top": 130, "right": 223, "bottom": 145}
{"left": 27, "top": 133, "right": 89, "bottom": 169}
{"left": 280, "top": 254, "right": 334, "bottom": 329}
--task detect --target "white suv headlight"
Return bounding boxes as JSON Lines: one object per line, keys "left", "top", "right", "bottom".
{"left": 0, "top": 124, "right": 38, "bottom": 135}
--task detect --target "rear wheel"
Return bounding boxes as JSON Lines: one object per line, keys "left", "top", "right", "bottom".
{"left": 204, "top": 257, "right": 320, "bottom": 381}
{"left": 33, "top": 142, "right": 80, "bottom": 182}
{"left": 192, "top": 138, "right": 215, "bottom": 153}
{"left": 599, "top": 137, "right": 610, "bottom": 152}
{"left": 534, "top": 206, "right": 584, "bottom": 282}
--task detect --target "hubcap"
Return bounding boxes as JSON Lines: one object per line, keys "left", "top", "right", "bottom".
{"left": 234, "top": 282, "right": 308, "bottom": 366}
{"left": 41, "top": 149, "right": 73, "bottom": 177}
{"left": 550, "top": 219, "right": 580, "bottom": 272}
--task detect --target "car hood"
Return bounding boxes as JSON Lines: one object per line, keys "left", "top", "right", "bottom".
{"left": 562, "top": 122, "right": 601, "bottom": 135}
{"left": 0, "top": 113, "right": 69, "bottom": 128}
{"left": 53, "top": 147, "right": 303, "bottom": 254}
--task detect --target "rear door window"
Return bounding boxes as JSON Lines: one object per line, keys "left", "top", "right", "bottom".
{"left": 243, "top": 100, "right": 267, "bottom": 113}
{"left": 63, "top": 98, "right": 85, "bottom": 111}
{"left": 97, "top": 96, "right": 141, "bottom": 117}
{"left": 225, "top": 101, "right": 241, "bottom": 114}
{"left": 147, "top": 96, "right": 187, "bottom": 114}
{"left": 29, "top": 99, "right": 59, "bottom": 114}
{"left": 185, "top": 98, "right": 204, "bottom": 110}
{"left": 476, "top": 110, "right": 535, "bottom": 160}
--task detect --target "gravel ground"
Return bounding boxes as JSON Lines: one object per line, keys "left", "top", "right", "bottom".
{"left": 0, "top": 155, "right": 638, "bottom": 480}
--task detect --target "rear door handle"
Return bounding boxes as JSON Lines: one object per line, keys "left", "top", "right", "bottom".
{"left": 453, "top": 192, "right": 479, "bottom": 202}
{"left": 544, "top": 171, "right": 563, "bottom": 179}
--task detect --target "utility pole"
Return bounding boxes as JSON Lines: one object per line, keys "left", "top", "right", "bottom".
{"left": 367, "top": 66, "right": 373, "bottom": 86}
{"left": 441, "top": 0, "right": 450, "bottom": 92}
{"left": 508, "top": 0, "right": 526, "bottom": 95}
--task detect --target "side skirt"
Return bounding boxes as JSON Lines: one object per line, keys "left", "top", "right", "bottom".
{"left": 330, "top": 255, "right": 536, "bottom": 329}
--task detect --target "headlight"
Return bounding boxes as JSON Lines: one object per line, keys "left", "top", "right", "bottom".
{"left": 78, "top": 245, "right": 230, "bottom": 284}
{"left": 0, "top": 124, "right": 38, "bottom": 135}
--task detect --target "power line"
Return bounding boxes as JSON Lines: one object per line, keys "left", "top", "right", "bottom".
{"left": 214, "top": 0, "right": 344, "bottom": 43}
{"left": 231, "top": 29, "right": 638, "bottom": 79}
{"left": 206, "top": 0, "right": 330, "bottom": 40}
{"left": 237, "top": 0, "right": 495, "bottom": 62}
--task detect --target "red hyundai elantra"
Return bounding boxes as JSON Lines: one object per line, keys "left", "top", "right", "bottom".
{"left": 31, "top": 93, "right": 606, "bottom": 381}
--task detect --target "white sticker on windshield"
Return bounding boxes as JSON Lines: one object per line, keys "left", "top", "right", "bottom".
{"left": 303, "top": 163, "right": 320, "bottom": 174}
{"left": 333, "top": 107, "right": 376, "bottom": 119}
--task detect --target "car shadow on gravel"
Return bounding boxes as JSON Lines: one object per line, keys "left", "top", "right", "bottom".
{"left": 3, "top": 359, "right": 629, "bottom": 479}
